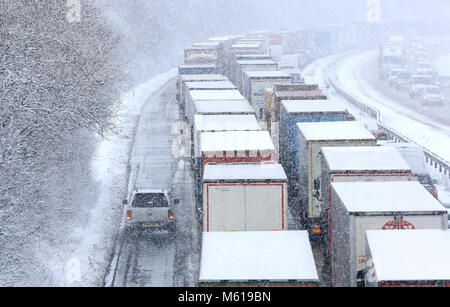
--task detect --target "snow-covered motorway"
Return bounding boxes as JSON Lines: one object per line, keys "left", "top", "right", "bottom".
{"left": 106, "top": 77, "right": 201, "bottom": 287}
{"left": 320, "top": 50, "right": 450, "bottom": 202}
{"left": 103, "top": 48, "right": 450, "bottom": 288}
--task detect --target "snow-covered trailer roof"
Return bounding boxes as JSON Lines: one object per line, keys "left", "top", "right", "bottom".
{"left": 296, "top": 121, "right": 375, "bottom": 142}
{"left": 194, "top": 115, "right": 260, "bottom": 133}
{"left": 231, "top": 43, "right": 262, "bottom": 49}
{"left": 237, "top": 60, "right": 277, "bottom": 65}
{"left": 190, "top": 90, "right": 245, "bottom": 101}
{"left": 275, "top": 90, "right": 327, "bottom": 100}
{"left": 192, "top": 42, "right": 221, "bottom": 48}
{"left": 244, "top": 71, "right": 292, "bottom": 79}
{"left": 282, "top": 100, "right": 346, "bottom": 114}
{"left": 322, "top": 146, "right": 411, "bottom": 172}
{"left": 194, "top": 100, "right": 255, "bottom": 115}
{"left": 366, "top": 230, "right": 450, "bottom": 282}
{"left": 180, "top": 74, "right": 227, "bottom": 82}
{"left": 331, "top": 181, "right": 447, "bottom": 213}
{"left": 235, "top": 54, "right": 271, "bottom": 60}
{"left": 199, "top": 231, "right": 319, "bottom": 282}
{"left": 179, "top": 64, "right": 217, "bottom": 70}
{"left": 202, "top": 163, "right": 287, "bottom": 182}
{"left": 185, "top": 81, "right": 236, "bottom": 90}
{"left": 200, "top": 131, "right": 275, "bottom": 152}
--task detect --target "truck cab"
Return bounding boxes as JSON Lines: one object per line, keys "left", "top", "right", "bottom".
{"left": 124, "top": 189, "right": 177, "bottom": 232}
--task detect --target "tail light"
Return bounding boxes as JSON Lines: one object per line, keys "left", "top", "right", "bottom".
{"left": 126, "top": 210, "right": 132, "bottom": 221}
{"left": 168, "top": 210, "right": 175, "bottom": 221}
{"left": 312, "top": 225, "right": 321, "bottom": 235}
{"left": 434, "top": 189, "right": 439, "bottom": 199}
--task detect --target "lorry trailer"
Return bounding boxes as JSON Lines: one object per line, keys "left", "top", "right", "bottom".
{"left": 183, "top": 80, "right": 236, "bottom": 119}
{"left": 330, "top": 181, "right": 448, "bottom": 287}
{"left": 186, "top": 89, "right": 246, "bottom": 126}
{"left": 193, "top": 100, "right": 256, "bottom": 118}
{"left": 269, "top": 84, "right": 326, "bottom": 124}
{"left": 365, "top": 230, "right": 450, "bottom": 287}
{"left": 193, "top": 114, "right": 261, "bottom": 164}
{"left": 320, "top": 146, "right": 412, "bottom": 257}
{"left": 279, "top": 100, "right": 350, "bottom": 193}
{"left": 201, "top": 163, "right": 288, "bottom": 232}
{"left": 296, "top": 121, "right": 376, "bottom": 237}
{"left": 177, "top": 74, "right": 227, "bottom": 108}
{"left": 199, "top": 231, "right": 319, "bottom": 287}
{"left": 235, "top": 59, "right": 278, "bottom": 92}
{"left": 199, "top": 130, "right": 276, "bottom": 176}
{"left": 242, "top": 71, "right": 293, "bottom": 122}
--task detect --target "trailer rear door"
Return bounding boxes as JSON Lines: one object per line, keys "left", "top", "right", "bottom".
{"left": 208, "top": 185, "right": 246, "bottom": 232}
{"left": 245, "top": 184, "right": 285, "bottom": 231}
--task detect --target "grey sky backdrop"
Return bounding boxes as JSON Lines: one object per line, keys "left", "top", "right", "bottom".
{"left": 98, "top": 0, "right": 450, "bottom": 82}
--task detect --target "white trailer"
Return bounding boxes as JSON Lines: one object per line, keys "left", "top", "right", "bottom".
{"left": 186, "top": 89, "right": 246, "bottom": 126}
{"left": 194, "top": 100, "right": 256, "bottom": 117}
{"left": 365, "top": 230, "right": 450, "bottom": 287}
{"left": 242, "top": 71, "right": 292, "bottom": 122}
{"left": 199, "top": 231, "right": 319, "bottom": 287}
{"left": 229, "top": 43, "right": 266, "bottom": 82}
{"left": 183, "top": 80, "right": 236, "bottom": 115}
{"left": 199, "top": 130, "right": 276, "bottom": 170}
{"left": 235, "top": 59, "right": 278, "bottom": 92}
{"left": 296, "top": 121, "right": 376, "bottom": 238}
{"left": 231, "top": 54, "right": 272, "bottom": 84}
{"left": 330, "top": 181, "right": 448, "bottom": 287}
{"left": 177, "top": 74, "right": 227, "bottom": 109}
{"left": 202, "top": 163, "right": 288, "bottom": 232}
{"left": 193, "top": 114, "right": 261, "bottom": 162}
{"left": 321, "top": 146, "right": 412, "bottom": 241}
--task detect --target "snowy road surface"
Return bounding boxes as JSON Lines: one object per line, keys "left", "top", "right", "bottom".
{"left": 105, "top": 49, "right": 450, "bottom": 287}
{"left": 313, "top": 51, "right": 450, "bottom": 205}
{"left": 108, "top": 78, "right": 200, "bottom": 287}
{"left": 330, "top": 50, "right": 450, "bottom": 164}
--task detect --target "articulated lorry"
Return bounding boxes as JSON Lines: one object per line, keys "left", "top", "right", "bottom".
{"left": 177, "top": 74, "right": 227, "bottom": 108}
{"left": 185, "top": 89, "right": 246, "bottom": 126}
{"left": 235, "top": 59, "right": 278, "bottom": 92}
{"left": 296, "top": 121, "right": 376, "bottom": 238}
{"left": 320, "top": 146, "right": 412, "bottom": 270}
{"left": 242, "top": 71, "right": 292, "bottom": 123}
{"left": 279, "top": 100, "right": 350, "bottom": 196}
{"left": 330, "top": 181, "right": 448, "bottom": 287}
{"left": 193, "top": 114, "right": 261, "bottom": 165}
{"left": 378, "top": 42, "right": 405, "bottom": 80}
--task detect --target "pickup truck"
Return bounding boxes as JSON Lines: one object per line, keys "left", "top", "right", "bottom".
{"left": 124, "top": 189, "right": 177, "bottom": 232}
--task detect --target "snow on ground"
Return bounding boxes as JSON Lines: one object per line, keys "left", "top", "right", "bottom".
{"left": 303, "top": 52, "right": 450, "bottom": 209}
{"left": 331, "top": 50, "right": 450, "bottom": 163}
{"left": 321, "top": 50, "right": 450, "bottom": 206}
{"left": 303, "top": 53, "right": 379, "bottom": 131}
{"left": 39, "top": 69, "right": 177, "bottom": 286}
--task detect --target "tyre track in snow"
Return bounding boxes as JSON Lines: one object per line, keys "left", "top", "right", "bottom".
{"left": 106, "top": 77, "right": 200, "bottom": 287}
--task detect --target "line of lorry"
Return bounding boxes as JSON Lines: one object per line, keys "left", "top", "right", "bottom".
{"left": 127, "top": 22, "right": 450, "bottom": 287}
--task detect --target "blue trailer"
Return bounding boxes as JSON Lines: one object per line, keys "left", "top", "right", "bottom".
{"left": 279, "top": 100, "right": 350, "bottom": 194}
